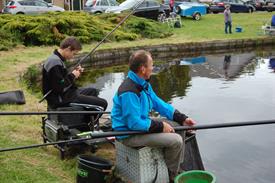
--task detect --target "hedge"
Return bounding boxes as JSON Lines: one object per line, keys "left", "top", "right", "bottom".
{"left": 0, "top": 11, "right": 172, "bottom": 50}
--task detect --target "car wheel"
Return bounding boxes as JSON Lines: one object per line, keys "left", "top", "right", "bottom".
{"left": 94, "top": 11, "right": 102, "bottom": 14}
{"left": 193, "top": 13, "right": 201, "bottom": 21}
{"left": 16, "top": 12, "right": 24, "bottom": 14}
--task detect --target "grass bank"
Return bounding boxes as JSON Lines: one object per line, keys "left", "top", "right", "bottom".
{"left": 0, "top": 12, "right": 273, "bottom": 183}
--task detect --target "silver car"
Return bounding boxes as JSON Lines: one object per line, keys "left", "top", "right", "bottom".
{"left": 83, "top": 0, "right": 119, "bottom": 14}
{"left": 2, "top": 0, "right": 65, "bottom": 14}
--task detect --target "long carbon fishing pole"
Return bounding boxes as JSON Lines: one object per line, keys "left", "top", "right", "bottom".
{"left": 39, "top": 0, "right": 145, "bottom": 103}
{"left": 0, "top": 119, "right": 274, "bottom": 153}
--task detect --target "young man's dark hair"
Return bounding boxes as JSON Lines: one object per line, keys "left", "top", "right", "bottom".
{"left": 129, "top": 50, "right": 151, "bottom": 73}
{"left": 60, "top": 37, "right": 82, "bottom": 51}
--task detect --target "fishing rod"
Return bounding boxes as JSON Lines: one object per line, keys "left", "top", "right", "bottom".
{"left": 39, "top": 0, "right": 146, "bottom": 103}
{"left": 0, "top": 119, "right": 274, "bottom": 153}
{"left": 0, "top": 111, "right": 110, "bottom": 115}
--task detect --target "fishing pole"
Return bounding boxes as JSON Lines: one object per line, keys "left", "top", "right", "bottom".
{"left": 0, "top": 119, "right": 274, "bottom": 153}
{"left": 0, "top": 111, "right": 110, "bottom": 115}
{"left": 39, "top": 0, "right": 146, "bottom": 103}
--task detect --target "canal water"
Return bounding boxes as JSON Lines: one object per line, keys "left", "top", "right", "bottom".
{"left": 79, "top": 48, "right": 275, "bottom": 183}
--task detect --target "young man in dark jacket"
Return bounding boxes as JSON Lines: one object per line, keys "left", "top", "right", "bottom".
{"left": 42, "top": 37, "right": 107, "bottom": 110}
{"left": 111, "top": 50, "right": 196, "bottom": 181}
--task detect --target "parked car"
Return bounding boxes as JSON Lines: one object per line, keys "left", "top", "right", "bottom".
{"left": 2, "top": 0, "right": 64, "bottom": 14}
{"left": 105, "top": 0, "right": 170, "bottom": 21}
{"left": 175, "top": 2, "right": 207, "bottom": 20}
{"left": 265, "top": 0, "right": 275, "bottom": 4}
{"left": 264, "top": 0, "right": 275, "bottom": 11}
{"left": 83, "top": 0, "right": 119, "bottom": 14}
{"left": 245, "top": 0, "right": 266, "bottom": 11}
{"left": 209, "top": 0, "right": 255, "bottom": 13}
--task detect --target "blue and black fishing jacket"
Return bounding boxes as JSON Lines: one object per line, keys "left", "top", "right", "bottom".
{"left": 111, "top": 71, "right": 188, "bottom": 135}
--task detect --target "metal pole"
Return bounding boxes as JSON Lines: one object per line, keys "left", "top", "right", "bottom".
{"left": 0, "top": 119, "right": 274, "bottom": 153}
{"left": 39, "top": 0, "right": 145, "bottom": 103}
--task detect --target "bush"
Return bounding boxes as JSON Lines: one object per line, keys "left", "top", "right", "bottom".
{"left": 0, "top": 30, "right": 17, "bottom": 51}
{"left": 0, "top": 12, "right": 172, "bottom": 48}
{"left": 22, "top": 64, "right": 42, "bottom": 93}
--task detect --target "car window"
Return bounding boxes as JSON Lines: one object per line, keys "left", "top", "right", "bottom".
{"left": 18, "top": 1, "right": 25, "bottom": 5}
{"left": 120, "top": 0, "right": 142, "bottom": 8}
{"left": 108, "top": 0, "right": 118, "bottom": 6}
{"left": 213, "top": 0, "right": 222, "bottom": 3}
{"left": 96, "top": 0, "right": 100, "bottom": 5}
{"left": 44, "top": 0, "right": 53, "bottom": 3}
{"left": 19, "top": 1, "right": 35, "bottom": 6}
{"left": 35, "top": 1, "right": 48, "bottom": 7}
{"left": 8, "top": 1, "right": 15, "bottom": 5}
{"left": 100, "top": 0, "right": 109, "bottom": 6}
{"left": 148, "top": 1, "right": 158, "bottom": 7}
{"left": 139, "top": 1, "right": 147, "bottom": 7}
{"left": 234, "top": 0, "right": 242, "bottom": 4}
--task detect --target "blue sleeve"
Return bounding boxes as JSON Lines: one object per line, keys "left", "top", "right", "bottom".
{"left": 120, "top": 92, "right": 151, "bottom": 131}
{"left": 149, "top": 86, "right": 175, "bottom": 120}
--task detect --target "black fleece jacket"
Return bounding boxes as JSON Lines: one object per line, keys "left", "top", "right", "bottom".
{"left": 42, "top": 50, "right": 78, "bottom": 108}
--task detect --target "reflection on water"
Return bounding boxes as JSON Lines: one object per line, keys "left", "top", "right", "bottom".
{"left": 79, "top": 49, "right": 275, "bottom": 183}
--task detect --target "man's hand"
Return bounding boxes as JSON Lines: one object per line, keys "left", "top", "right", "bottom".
{"left": 76, "top": 65, "right": 84, "bottom": 73}
{"left": 183, "top": 118, "right": 196, "bottom": 126}
{"left": 163, "top": 121, "right": 175, "bottom": 133}
{"left": 72, "top": 69, "right": 81, "bottom": 78}
{"left": 183, "top": 118, "right": 196, "bottom": 133}
{"left": 72, "top": 66, "right": 84, "bottom": 79}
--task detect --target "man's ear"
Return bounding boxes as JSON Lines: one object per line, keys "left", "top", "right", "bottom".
{"left": 141, "top": 66, "right": 145, "bottom": 74}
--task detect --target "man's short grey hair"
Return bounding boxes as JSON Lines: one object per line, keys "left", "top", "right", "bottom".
{"left": 129, "top": 50, "right": 152, "bottom": 73}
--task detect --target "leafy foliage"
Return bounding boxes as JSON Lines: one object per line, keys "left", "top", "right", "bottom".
{"left": 0, "top": 12, "right": 172, "bottom": 49}
{"left": 0, "top": 26, "right": 19, "bottom": 51}
{"left": 23, "top": 64, "right": 41, "bottom": 93}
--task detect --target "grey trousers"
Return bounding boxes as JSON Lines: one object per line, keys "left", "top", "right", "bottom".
{"left": 120, "top": 119, "right": 185, "bottom": 179}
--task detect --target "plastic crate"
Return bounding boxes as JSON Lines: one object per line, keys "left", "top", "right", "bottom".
{"left": 115, "top": 141, "right": 169, "bottom": 183}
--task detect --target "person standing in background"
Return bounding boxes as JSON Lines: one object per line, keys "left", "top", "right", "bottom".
{"left": 169, "top": 0, "right": 175, "bottom": 11}
{"left": 224, "top": 4, "right": 232, "bottom": 34}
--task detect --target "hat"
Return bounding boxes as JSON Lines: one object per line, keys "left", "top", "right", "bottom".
{"left": 225, "top": 4, "right": 230, "bottom": 8}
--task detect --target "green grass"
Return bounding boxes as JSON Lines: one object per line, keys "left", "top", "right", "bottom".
{"left": 0, "top": 12, "right": 273, "bottom": 183}
{"left": 85, "top": 12, "right": 271, "bottom": 49}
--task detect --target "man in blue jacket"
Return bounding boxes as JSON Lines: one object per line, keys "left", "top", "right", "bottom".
{"left": 111, "top": 50, "right": 196, "bottom": 181}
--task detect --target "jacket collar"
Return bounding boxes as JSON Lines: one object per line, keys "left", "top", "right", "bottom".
{"left": 128, "top": 70, "right": 148, "bottom": 89}
{"left": 54, "top": 49, "right": 66, "bottom": 62}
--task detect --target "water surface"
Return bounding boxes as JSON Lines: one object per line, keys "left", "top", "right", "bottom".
{"left": 80, "top": 48, "right": 275, "bottom": 183}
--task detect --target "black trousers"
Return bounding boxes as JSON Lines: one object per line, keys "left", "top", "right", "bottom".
{"left": 72, "top": 87, "right": 108, "bottom": 110}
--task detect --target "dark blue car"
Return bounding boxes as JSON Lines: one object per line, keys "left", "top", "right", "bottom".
{"left": 209, "top": 0, "right": 255, "bottom": 13}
